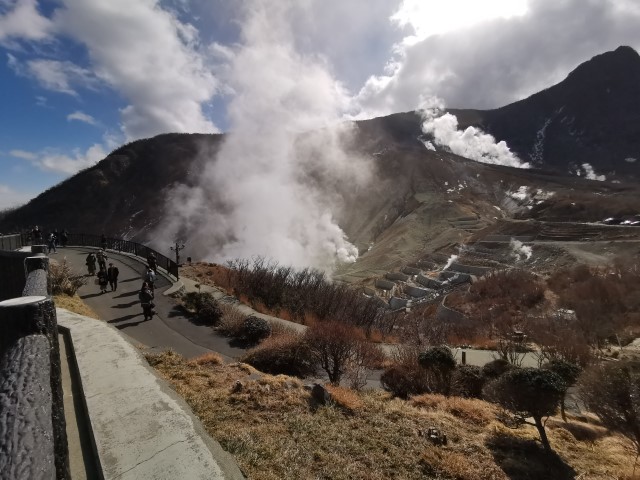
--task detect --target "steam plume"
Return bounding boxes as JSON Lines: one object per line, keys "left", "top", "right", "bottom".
{"left": 155, "top": 1, "right": 371, "bottom": 272}
{"left": 419, "top": 97, "right": 530, "bottom": 169}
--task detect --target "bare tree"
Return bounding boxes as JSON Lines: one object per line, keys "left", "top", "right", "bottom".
{"left": 305, "top": 322, "right": 371, "bottom": 385}
{"left": 579, "top": 361, "right": 640, "bottom": 471}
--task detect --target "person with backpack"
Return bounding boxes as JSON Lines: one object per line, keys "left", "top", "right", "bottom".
{"left": 147, "top": 252, "right": 157, "bottom": 273}
{"left": 97, "top": 248, "right": 108, "bottom": 270}
{"left": 145, "top": 267, "right": 157, "bottom": 292}
{"left": 97, "top": 266, "right": 109, "bottom": 294}
{"left": 138, "top": 282, "right": 155, "bottom": 320}
{"left": 47, "top": 232, "right": 57, "bottom": 254}
{"left": 107, "top": 262, "right": 120, "bottom": 291}
{"left": 86, "top": 253, "right": 97, "bottom": 275}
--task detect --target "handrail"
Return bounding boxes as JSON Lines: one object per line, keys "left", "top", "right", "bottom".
{"left": 68, "top": 234, "right": 179, "bottom": 280}
{"left": 0, "top": 255, "right": 70, "bottom": 479}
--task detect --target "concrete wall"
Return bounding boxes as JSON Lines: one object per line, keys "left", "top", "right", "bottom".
{"left": 448, "top": 262, "right": 492, "bottom": 276}
{"left": 385, "top": 272, "right": 409, "bottom": 282}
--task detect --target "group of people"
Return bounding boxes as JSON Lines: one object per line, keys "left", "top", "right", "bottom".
{"left": 31, "top": 226, "right": 69, "bottom": 254}
{"left": 84, "top": 245, "right": 161, "bottom": 320}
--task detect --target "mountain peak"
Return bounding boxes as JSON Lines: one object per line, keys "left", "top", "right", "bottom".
{"left": 566, "top": 45, "right": 640, "bottom": 83}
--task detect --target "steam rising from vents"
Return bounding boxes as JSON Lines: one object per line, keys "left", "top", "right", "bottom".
{"left": 419, "top": 97, "right": 530, "bottom": 169}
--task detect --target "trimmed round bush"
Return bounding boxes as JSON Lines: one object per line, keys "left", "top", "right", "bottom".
{"left": 241, "top": 333, "right": 315, "bottom": 377}
{"left": 482, "top": 358, "right": 513, "bottom": 380}
{"left": 451, "top": 365, "right": 484, "bottom": 398}
{"left": 418, "top": 346, "right": 456, "bottom": 371}
{"left": 380, "top": 364, "right": 429, "bottom": 399}
{"left": 241, "top": 316, "right": 272, "bottom": 344}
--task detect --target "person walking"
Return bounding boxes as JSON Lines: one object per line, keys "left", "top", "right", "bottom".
{"left": 97, "top": 266, "right": 109, "bottom": 294}
{"left": 138, "top": 282, "right": 155, "bottom": 320}
{"left": 107, "top": 262, "right": 120, "bottom": 291}
{"left": 32, "top": 226, "right": 42, "bottom": 244}
{"left": 60, "top": 230, "right": 68, "bottom": 247}
{"left": 147, "top": 252, "right": 157, "bottom": 273}
{"left": 86, "top": 252, "right": 97, "bottom": 275}
{"left": 145, "top": 266, "right": 157, "bottom": 293}
{"left": 97, "top": 248, "right": 108, "bottom": 271}
{"left": 101, "top": 233, "right": 108, "bottom": 250}
{"left": 47, "top": 232, "right": 57, "bottom": 254}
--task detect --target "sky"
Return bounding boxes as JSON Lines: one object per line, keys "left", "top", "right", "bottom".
{"left": 1, "top": 0, "right": 640, "bottom": 211}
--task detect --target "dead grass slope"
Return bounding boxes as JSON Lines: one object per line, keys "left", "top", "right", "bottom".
{"left": 147, "top": 350, "right": 635, "bottom": 480}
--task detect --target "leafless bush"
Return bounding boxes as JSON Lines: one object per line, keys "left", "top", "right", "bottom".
{"left": 49, "top": 259, "right": 86, "bottom": 296}
{"left": 216, "top": 303, "right": 246, "bottom": 337}
{"left": 226, "top": 257, "right": 387, "bottom": 330}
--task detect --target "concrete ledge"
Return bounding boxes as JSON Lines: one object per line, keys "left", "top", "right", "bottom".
{"left": 56, "top": 309, "right": 245, "bottom": 480}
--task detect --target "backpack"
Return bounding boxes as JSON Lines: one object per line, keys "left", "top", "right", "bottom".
{"left": 139, "top": 288, "right": 153, "bottom": 303}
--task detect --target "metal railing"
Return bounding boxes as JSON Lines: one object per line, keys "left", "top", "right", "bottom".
{"left": 65, "top": 233, "right": 180, "bottom": 280}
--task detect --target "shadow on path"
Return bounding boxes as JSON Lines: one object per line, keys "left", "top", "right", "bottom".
{"left": 108, "top": 313, "right": 142, "bottom": 324}
{"left": 112, "top": 301, "right": 139, "bottom": 309}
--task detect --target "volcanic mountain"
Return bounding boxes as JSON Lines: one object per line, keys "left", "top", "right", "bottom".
{"left": 1, "top": 46, "right": 640, "bottom": 276}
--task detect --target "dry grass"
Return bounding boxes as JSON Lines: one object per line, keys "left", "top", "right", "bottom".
{"left": 411, "top": 394, "right": 497, "bottom": 427}
{"left": 147, "top": 350, "right": 635, "bottom": 480}
{"left": 325, "top": 385, "right": 364, "bottom": 412}
{"left": 53, "top": 293, "right": 100, "bottom": 319}
{"left": 216, "top": 303, "right": 246, "bottom": 337}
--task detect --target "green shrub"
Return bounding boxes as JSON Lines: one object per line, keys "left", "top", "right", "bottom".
{"left": 183, "top": 292, "right": 222, "bottom": 326}
{"left": 451, "top": 365, "right": 484, "bottom": 398}
{"left": 241, "top": 332, "right": 315, "bottom": 377}
{"left": 241, "top": 316, "right": 272, "bottom": 344}
{"left": 418, "top": 345, "right": 456, "bottom": 395}
{"left": 381, "top": 364, "right": 429, "bottom": 399}
{"left": 482, "top": 358, "right": 513, "bottom": 380}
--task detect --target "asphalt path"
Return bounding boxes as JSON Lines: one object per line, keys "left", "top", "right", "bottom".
{"left": 60, "top": 247, "right": 247, "bottom": 361}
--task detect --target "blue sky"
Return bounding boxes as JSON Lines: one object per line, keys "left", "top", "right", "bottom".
{"left": 1, "top": 0, "right": 639, "bottom": 210}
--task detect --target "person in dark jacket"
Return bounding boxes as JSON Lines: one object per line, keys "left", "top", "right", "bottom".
{"left": 138, "top": 282, "right": 155, "bottom": 320}
{"left": 86, "top": 253, "right": 97, "bottom": 275}
{"left": 107, "top": 262, "right": 120, "bottom": 291}
{"left": 32, "top": 225, "right": 42, "bottom": 244}
{"left": 97, "top": 266, "right": 109, "bottom": 294}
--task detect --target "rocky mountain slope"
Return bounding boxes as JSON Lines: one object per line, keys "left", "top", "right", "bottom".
{"left": 1, "top": 46, "right": 639, "bottom": 275}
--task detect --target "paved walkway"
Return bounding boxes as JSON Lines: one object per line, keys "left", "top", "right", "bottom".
{"left": 60, "top": 247, "right": 247, "bottom": 361}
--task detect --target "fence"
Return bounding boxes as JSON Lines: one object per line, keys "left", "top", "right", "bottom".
{"left": 0, "top": 254, "right": 70, "bottom": 479}
{"left": 0, "top": 233, "right": 25, "bottom": 251}
{"left": 62, "top": 233, "right": 180, "bottom": 280}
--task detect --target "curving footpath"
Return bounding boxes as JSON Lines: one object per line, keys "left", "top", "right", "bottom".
{"left": 53, "top": 247, "right": 246, "bottom": 479}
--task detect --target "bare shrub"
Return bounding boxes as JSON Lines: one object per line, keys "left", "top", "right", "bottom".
{"left": 225, "top": 257, "right": 387, "bottom": 330}
{"left": 579, "top": 361, "right": 640, "bottom": 462}
{"left": 216, "top": 303, "right": 246, "bottom": 337}
{"left": 182, "top": 292, "right": 222, "bottom": 326}
{"left": 49, "top": 259, "right": 86, "bottom": 296}
{"left": 304, "top": 322, "right": 375, "bottom": 385}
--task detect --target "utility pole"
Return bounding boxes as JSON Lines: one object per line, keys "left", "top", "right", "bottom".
{"left": 170, "top": 241, "right": 185, "bottom": 278}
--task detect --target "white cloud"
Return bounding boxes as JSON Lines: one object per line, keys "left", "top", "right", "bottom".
{"left": 0, "top": 0, "right": 52, "bottom": 42}
{"left": 357, "top": 0, "right": 640, "bottom": 115}
{"left": 0, "top": 184, "right": 36, "bottom": 210}
{"left": 53, "top": 0, "right": 219, "bottom": 139}
{"left": 67, "top": 110, "right": 98, "bottom": 125}
{"left": 9, "top": 148, "right": 37, "bottom": 160}
{"left": 10, "top": 138, "right": 115, "bottom": 176}
{"left": 7, "top": 54, "right": 99, "bottom": 95}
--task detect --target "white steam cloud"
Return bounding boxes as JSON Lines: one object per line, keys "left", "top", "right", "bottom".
{"left": 156, "top": 1, "right": 372, "bottom": 272}
{"left": 510, "top": 238, "right": 532, "bottom": 262}
{"left": 419, "top": 97, "right": 529, "bottom": 169}
{"left": 578, "top": 163, "right": 606, "bottom": 181}
{"left": 442, "top": 254, "right": 458, "bottom": 271}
